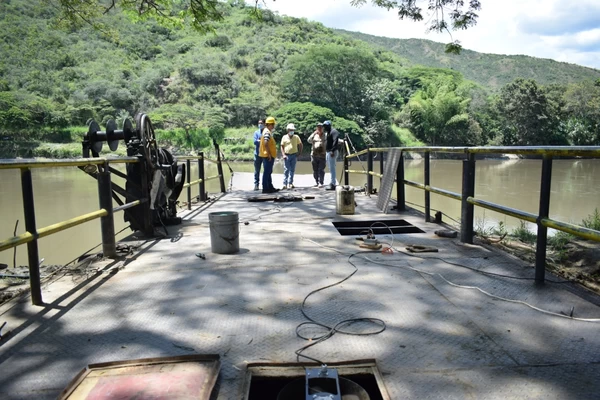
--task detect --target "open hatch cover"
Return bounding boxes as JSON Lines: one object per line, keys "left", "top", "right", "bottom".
{"left": 59, "top": 354, "right": 220, "bottom": 400}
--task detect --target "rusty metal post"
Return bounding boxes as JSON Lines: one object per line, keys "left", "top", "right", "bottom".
{"left": 186, "top": 159, "right": 191, "bottom": 210}
{"left": 379, "top": 151, "right": 384, "bottom": 188}
{"left": 424, "top": 151, "right": 431, "bottom": 222}
{"left": 343, "top": 149, "right": 349, "bottom": 186}
{"left": 97, "top": 164, "right": 116, "bottom": 258}
{"left": 139, "top": 160, "right": 154, "bottom": 236}
{"left": 535, "top": 156, "right": 553, "bottom": 284}
{"left": 395, "top": 151, "right": 405, "bottom": 212}
{"left": 214, "top": 141, "right": 226, "bottom": 193}
{"left": 21, "top": 168, "right": 43, "bottom": 305}
{"left": 199, "top": 153, "right": 206, "bottom": 201}
{"left": 367, "top": 148, "right": 373, "bottom": 194}
{"left": 461, "top": 153, "right": 476, "bottom": 244}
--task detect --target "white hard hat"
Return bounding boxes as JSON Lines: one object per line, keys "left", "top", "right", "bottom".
{"left": 286, "top": 123, "right": 296, "bottom": 130}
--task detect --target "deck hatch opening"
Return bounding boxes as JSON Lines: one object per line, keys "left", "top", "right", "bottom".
{"left": 332, "top": 219, "right": 425, "bottom": 236}
{"left": 243, "top": 360, "right": 391, "bottom": 400}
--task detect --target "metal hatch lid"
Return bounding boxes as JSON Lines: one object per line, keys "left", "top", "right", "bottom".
{"left": 58, "top": 354, "right": 221, "bottom": 400}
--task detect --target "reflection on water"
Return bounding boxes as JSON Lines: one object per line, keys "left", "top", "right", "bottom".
{"left": 1, "top": 159, "right": 599, "bottom": 267}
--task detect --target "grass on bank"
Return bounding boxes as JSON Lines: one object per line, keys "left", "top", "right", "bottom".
{"left": 475, "top": 209, "right": 600, "bottom": 258}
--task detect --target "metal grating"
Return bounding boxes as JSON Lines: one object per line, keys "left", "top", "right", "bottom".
{"left": 376, "top": 149, "right": 402, "bottom": 213}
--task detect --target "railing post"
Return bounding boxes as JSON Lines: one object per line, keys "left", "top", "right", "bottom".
{"left": 214, "top": 140, "right": 226, "bottom": 193}
{"left": 186, "top": 159, "right": 191, "bottom": 210}
{"left": 139, "top": 160, "right": 154, "bottom": 237}
{"left": 395, "top": 151, "right": 405, "bottom": 211}
{"left": 367, "top": 148, "right": 373, "bottom": 193}
{"left": 21, "top": 168, "right": 43, "bottom": 306}
{"left": 461, "top": 153, "right": 476, "bottom": 243}
{"left": 379, "top": 151, "right": 384, "bottom": 188}
{"left": 199, "top": 152, "right": 206, "bottom": 201}
{"left": 424, "top": 151, "right": 431, "bottom": 222}
{"left": 343, "top": 149, "right": 349, "bottom": 186}
{"left": 97, "top": 164, "right": 116, "bottom": 258}
{"left": 535, "top": 156, "right": 553, "bottom": 284}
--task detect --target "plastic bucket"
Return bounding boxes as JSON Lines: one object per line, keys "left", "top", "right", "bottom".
{"left": 336, "top": 186, "right": 355, "bottom": 215}
{"left": 209, "top": 212, "right": 240, "bottom": 254}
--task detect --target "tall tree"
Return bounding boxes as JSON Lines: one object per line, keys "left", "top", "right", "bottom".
{"left": 495, "top": 78, "right": 561, "bottom": 146}
{"left": 282, "top": 45, "right": 380, "bottom": 119}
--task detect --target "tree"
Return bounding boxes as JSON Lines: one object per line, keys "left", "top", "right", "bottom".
{"left": 282, "top": 45, "right": 379, "bottom": 119}
{"left": 495, "top": 79, "right": 561, "bottom": 146}
{"left": 48, "top": 0, "right": 481, "bottom": 51}
{"left": 273, "top": 102, "right": 335, "bottom": 137}
{"left": 401, "top": 73, "right": 479, "bottom": 145}
{"left": 150, "top": 103, "right": 209, "bottom": 150}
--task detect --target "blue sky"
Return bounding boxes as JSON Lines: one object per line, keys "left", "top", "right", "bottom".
{"left": 253, "top": 0, "right": 600, "bottom": 69}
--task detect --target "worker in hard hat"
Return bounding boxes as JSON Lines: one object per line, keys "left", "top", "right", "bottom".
{"left": 280, "top": 123, "right": 303, "bottom": 189}
{"left": 252, "top": 119, "right": 264, "bottom": 191}
{"left": 308, "top": 122, "right": 326, "bottom": 187}
{"left": 259, "top": 116, "right": 279, "bottom": 193}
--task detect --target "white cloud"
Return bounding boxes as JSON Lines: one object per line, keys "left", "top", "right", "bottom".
{"left": 250, "top": 0, "right": 600, "bottom": 69}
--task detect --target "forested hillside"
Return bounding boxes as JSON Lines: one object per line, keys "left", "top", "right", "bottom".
{"left": 340, "top": 30, "right": 600, "bottom": 89}
{"left": 1, "top": 0, "right": 600, "bottom": 159}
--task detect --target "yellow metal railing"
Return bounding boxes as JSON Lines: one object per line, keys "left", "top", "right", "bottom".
{"left": 343, "top": 144, "right": 600, "bottom": 283}
{"left": 0, "top": 152, "right": 216, "bottom": 305}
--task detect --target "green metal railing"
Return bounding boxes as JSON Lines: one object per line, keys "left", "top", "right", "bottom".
{"left": 344, "top": 145, "right": 600, "bottom": 284}
{"left": 0, "top": 152, "right": 225, "bottom": 305}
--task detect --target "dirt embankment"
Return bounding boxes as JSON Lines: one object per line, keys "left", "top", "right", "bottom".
{"left": 482, "top": 237, "right": 600, "bottom": 294}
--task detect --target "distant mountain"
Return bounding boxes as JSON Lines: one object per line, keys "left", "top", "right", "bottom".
{"left": 337, "top": 30, "right": 600, "bottom": 89}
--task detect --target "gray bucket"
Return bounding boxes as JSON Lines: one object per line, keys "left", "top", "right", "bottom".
{"left": 209, "top": 211, "right": 239, "bottom": 254}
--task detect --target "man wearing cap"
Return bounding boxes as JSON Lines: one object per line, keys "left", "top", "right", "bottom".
{"left": 252, "top": 119, "right": 264, "bottom": 191}
{"left": 307, "top": 122, "right": 326, "bottom": 187}
{"left": 259, "top": 117, "right": 279, "bottom": 193}
{"left": 280, "top": 123, "right": 303, "bottom": 189}
{"left": 323, "top": 120, "right": 340, "bottom": 190}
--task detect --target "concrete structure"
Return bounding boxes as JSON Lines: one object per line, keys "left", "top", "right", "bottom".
{"left": 0, "top": 172, "right": 599, "bottom": 399}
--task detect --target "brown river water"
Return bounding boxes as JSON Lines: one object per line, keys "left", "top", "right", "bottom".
{"left": 1, "top": 159, "right": 599, "bottom": 267}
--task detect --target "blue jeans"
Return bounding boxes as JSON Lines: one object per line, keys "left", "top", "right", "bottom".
{"left": 283, "top": 153, "right": 298, "bottom": 186}
{"left": 261, "top": 157, "right": 275, "bottom": 192}
{"left": 253, "top": 154, "right": 262, "bottom": 186}
{"left": 326, "top": 150, "right": 338, "bottom": 186}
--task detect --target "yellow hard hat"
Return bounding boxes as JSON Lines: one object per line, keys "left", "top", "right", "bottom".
{"left": 265, "top": 116, "right": 276, "bottom": 124}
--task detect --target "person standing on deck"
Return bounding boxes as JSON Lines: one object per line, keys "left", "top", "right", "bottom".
{"left": 252, "top": 119, "right": 264, "bottom": 191}
{"left": 323, "top": 120, "right": 340, "bottom": 190}
{"left": 280, "top": 123, "right": 303, "bottom": 190}
{"left": 259, "top": 117, "right": 279, "bottom": 193}
{"left": 307, "top": 122, "right": 326, "bottom": 187}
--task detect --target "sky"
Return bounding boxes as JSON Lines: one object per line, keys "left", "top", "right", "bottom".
{"left": 251, "top": 0, "right": 600, "bottom": 70}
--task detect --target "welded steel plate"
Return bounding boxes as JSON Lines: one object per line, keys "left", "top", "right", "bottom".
{"left": 59, "top": 354, "right": 220, "bottom": 400}
{"left": 376, "top": 148, "right": 402, "bottom": 213}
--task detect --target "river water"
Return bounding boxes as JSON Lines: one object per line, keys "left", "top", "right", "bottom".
{"left": 1, "top": 159, "right": 599, "bottom": 267}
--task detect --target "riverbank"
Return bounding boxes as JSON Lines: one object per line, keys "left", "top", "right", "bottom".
{"left": 476, "top": 211, "right": 600, "bottom": 296}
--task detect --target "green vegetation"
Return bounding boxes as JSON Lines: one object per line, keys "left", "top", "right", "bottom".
{"left": 341, "top": 31, "right": 600, "bottom": 89}
{"left": 1, "top": 0, "right": 600, "bottom": 160}
{"left": 582, "top": 208, "right": 600, "bottom": 231}
{"left": 510, "top": 221, "right": 537, "bottom": 244}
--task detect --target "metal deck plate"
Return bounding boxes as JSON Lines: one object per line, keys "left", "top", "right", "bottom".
{"left": 59, "top": 355, "right": 220, "bottom": 400}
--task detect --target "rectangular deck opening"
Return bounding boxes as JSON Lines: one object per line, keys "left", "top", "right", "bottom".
{"left": 243, "top": 360, "right": 390, "bottom": 400}
{"left": 332, "top": 219, "right": 424, "bottom": 236}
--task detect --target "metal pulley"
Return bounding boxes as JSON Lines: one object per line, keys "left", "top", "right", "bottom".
{"left": 84, "top": 118, "right": 135, "bottom": 155}
{"left": 88, "top": 120, "right": 102, "bottom": 154}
